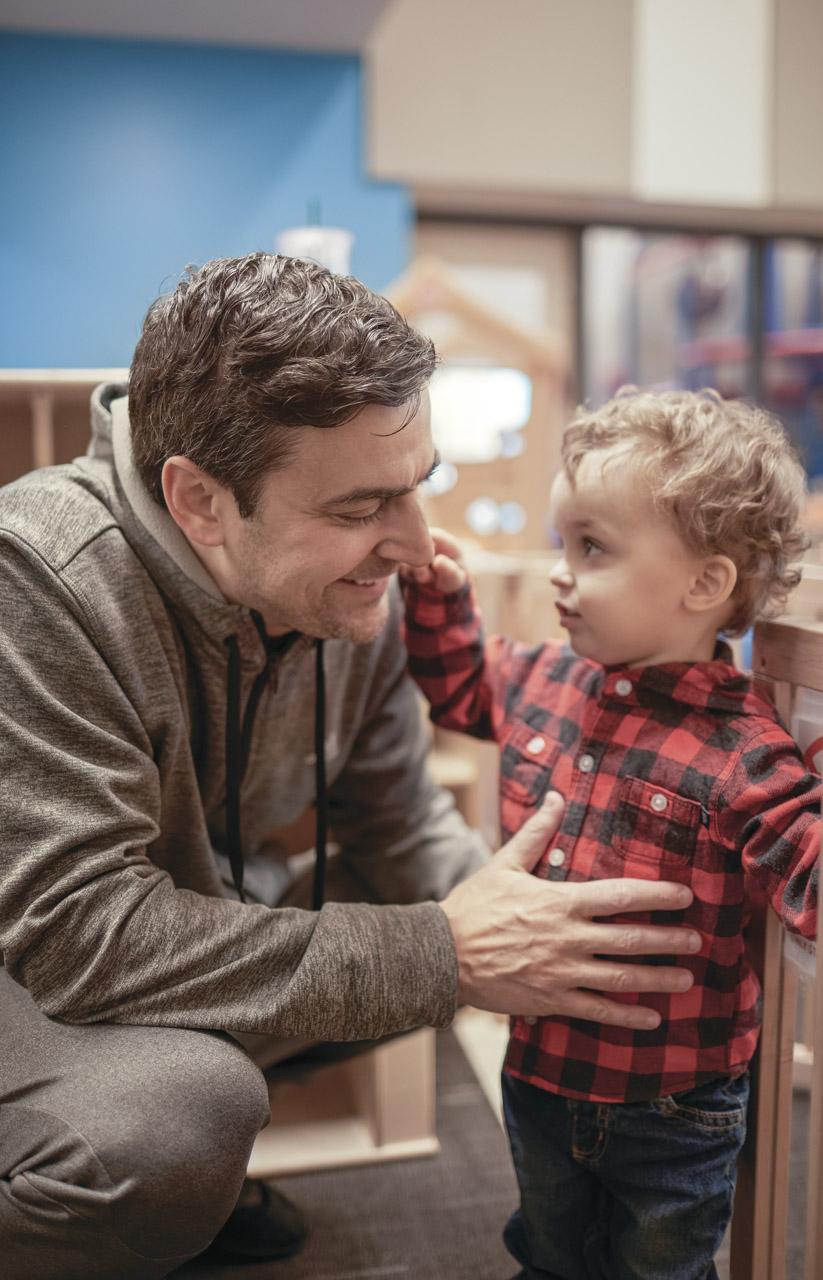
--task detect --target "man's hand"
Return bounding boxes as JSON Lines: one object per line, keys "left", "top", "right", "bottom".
{"left": 440, "top": 793, "right": 700, "bottom": 1030}
{"left": 401, "top": 527, "right": 467, "bottom": 594}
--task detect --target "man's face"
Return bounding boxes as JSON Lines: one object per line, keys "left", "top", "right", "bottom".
{"left": 218, "top": 396, "right": 438, "bottom": 642}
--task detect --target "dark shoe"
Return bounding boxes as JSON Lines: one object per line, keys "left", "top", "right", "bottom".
{"left": 206, "top": 1178, "right": 308, "bottom": 1263}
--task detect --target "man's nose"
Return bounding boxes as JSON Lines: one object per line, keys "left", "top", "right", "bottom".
{"left": 377, "top": 493, "right": 435, "bottom": 567}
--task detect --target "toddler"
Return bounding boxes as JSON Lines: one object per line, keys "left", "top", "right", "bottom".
{"left": 402, "top": 387, "right": 820, "bottom": 1280}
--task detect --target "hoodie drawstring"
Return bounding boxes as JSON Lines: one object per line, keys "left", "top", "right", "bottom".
{"left": 224, "top": 632, "right": 327, "bottom": 911}
{"left": 312, "top": 639, "right": 327, "bottom": 910}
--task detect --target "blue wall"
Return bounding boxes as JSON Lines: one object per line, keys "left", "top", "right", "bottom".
{"left": 0, "top": 33, "right": 412, "bottom": 367}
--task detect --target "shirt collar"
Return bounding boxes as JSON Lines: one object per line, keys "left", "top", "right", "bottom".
{"left": 598, "top": 640, "right": 760, "bottom": 714}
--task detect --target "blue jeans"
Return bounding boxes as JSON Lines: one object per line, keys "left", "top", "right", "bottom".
{"left": 502, "top": 1070, "right": 749, "bottom": 1280}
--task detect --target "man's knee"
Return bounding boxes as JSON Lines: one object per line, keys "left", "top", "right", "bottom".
{"left": 104, "top": 1031, "right": 271, "bottom": 1255}
{"left": 2, "top": 1029, "right": 271, "bottom": 1270}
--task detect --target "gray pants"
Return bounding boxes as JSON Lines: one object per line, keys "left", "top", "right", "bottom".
{"left": 0, "top": 971, "right": 401, "bottom": 1279}
{"left": 0, "top": 856, "right": 394, "bottom": 1278}
{"left": 0, "top": 967, "right": 273, "bottom": 1279}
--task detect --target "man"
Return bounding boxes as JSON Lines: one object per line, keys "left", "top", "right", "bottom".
{"left": 0, "top": 253, "right": 699, "bottom": 1279}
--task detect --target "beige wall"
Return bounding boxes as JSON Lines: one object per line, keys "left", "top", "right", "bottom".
{"left": 367, "top": 0, "right": 633, "bottom": 195}
{"left": 367, "top": 0, "right": 823, "bottom": 227}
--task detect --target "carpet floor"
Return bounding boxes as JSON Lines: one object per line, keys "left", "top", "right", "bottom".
{"left": 173, "top": 1028, "right": 812, "bottom": 1279}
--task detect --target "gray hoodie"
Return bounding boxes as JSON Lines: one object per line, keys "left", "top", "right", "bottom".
{"left": 0, "top": 385, "right": 486, "bottom": 1041}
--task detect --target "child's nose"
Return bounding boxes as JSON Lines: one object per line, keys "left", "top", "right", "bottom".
{"left": 550, "top": 557, "right": 573, "bottom": 588}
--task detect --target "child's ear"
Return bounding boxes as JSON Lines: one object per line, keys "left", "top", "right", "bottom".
{"left": 684, "top": 555, "right": 738, "bottom": 615}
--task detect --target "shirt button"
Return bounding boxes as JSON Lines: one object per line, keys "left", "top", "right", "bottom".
{"left": 524, "top": 1016, "right": 537, "bottom": 1026}
{"left": 650, "top": 792, "right": 668, "bottom": 812}
{"left": 548, "top": 847, "right": 565, "bottom": 868}
{"left": 579, "top": 753, "right": 595, "bottom": 773}
{"left": 526, "top": 735, "right": 545, "bottom": 755}
{"left": 615, "top": 678, "right": 632, "bottom": 696}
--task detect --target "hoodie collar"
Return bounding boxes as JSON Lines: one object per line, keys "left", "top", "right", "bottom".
{"left": 110, "top": 394, "right": 226, "bottom": 602}
{"left": 88, "top": 384, "right": 270, "bottom": 661}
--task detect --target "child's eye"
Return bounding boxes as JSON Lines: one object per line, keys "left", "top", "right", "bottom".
{"left": 582, "top": 537, "right": 602, "bottom": 556}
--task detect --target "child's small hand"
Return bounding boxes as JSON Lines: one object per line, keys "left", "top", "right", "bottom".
{"left": 402, "top": 527, "right": 468, "bottom": 594}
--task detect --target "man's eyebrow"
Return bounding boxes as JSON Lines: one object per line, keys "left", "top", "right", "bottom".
{"left": 320, "top": 452, "right": 440, "bottom": 509}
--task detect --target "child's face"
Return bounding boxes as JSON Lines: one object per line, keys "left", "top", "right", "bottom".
{"left": 549, "top": 450, "right": 707, "bottom": 669}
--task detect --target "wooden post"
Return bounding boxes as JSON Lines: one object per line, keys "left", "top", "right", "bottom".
{"left": 731, "top": 620, "right": 823, "bottom": 1280}
{"left": 29, "top": 389, "right": 55, "bottom": 469}
{"left": 806, "top": 958, "right": 823, "bottom": 1277}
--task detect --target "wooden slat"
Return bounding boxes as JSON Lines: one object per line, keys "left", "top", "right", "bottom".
{"left": 29, "top": 389, "right": 55, "bottom": 469}
{"left": 731, "top": 907, "right": 794, "bottom": 1280}
{"left": 770, "top": 944, "right": 798, "bottom": 1276}
{"left": 806, "top": 936, "right": 823, "bottom": 1277}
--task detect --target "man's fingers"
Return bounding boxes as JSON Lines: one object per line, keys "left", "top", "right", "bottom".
{"left": 496, "top": 792, "right": 565, "bottom": 871}
{"left": 573, "top": 960, "right": 694, "bottom": 994}
{"left": 585, "top": 922, "right": 702, "bottom": 957}
{"left": 570, "top": 877, "right": 694, "bottom": 916}
{"left": 552, "top": 991, "right": 664, "bottom": 1031}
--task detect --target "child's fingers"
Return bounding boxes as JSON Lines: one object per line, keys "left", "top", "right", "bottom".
{"left": 400, "top": 528, "right": 467, "bottom": 592}
{"left": 399, "top": 555, "right": 466, "bottom": 593}
{"left": 429, "top": 527, "right": 465, "bottom": 565}
{"left": 430, "top": 553, "right": 467, "bottom": 592}
{"left": 399, "top": 564, "right": 434, "bottom": 586}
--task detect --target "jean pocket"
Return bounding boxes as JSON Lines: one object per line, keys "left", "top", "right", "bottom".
{"left": 651, "top": 1074, "right": 749, "bottom": 1131}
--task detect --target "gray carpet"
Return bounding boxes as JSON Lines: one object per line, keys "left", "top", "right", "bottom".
{"left": 175, "top": 1027, "right": 519, "bottom": 1279}
{"left": 175, "top": 1029, "right": 812, "bottom": 1279}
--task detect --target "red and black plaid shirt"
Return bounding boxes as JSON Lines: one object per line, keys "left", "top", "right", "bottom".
{"left": 404, "top": 580, "right": 820, "bottom": 1103}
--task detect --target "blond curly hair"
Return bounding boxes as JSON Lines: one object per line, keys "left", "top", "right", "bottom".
{"left": 561, "top": 387, "right": 809, "bottom": 636}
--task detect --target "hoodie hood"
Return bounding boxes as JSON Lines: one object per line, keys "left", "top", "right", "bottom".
{"left": 90, "top": 382, "right": 227, "bottom": 603}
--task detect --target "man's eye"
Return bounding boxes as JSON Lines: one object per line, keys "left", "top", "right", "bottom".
{"left": 334, "top": 508, "right": 383, "bottom": 527}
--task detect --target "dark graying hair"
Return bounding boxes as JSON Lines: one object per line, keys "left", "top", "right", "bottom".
{"left": 128, "top": 252, "right": 437, "bottom": 516}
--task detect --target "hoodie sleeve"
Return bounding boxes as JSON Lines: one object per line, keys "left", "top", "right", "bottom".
{"left": 0, "top": 534, "right": 460, "bottom": 1039}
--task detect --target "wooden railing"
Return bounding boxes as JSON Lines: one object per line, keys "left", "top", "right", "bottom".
{"left": 729, "top": 617, "right": 823, "bottom": 1280}
{"left": 0, "top": 369, "right": 128, "bottom": 477}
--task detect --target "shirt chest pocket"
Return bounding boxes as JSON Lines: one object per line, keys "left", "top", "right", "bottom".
{"left": 611, "top": 776, "right": 703, "bottom": 866}
{"left": 498, "top": 723, "right": 564, "bottom": 833}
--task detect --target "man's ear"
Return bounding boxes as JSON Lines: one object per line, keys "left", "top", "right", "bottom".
{"left": 684, "top": 554, "right": 738, "bottom": 615}
{"left": 162, "top": 456, "right": 231, "bottom": 548}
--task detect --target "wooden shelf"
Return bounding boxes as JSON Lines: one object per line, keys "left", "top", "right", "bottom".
{"left": 248, "top": 1027, "right": 440, "bottom": 1177}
